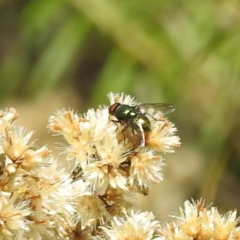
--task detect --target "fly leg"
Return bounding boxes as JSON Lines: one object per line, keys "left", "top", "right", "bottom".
{"left": 137, "top": 123, "right": 145, "bottom": 146}
{"left": 121, "top": 123, "right": 130, "bottom": 146}
{"left": 111, "top": 119, "right": 129, "bottom": 145}
{"left": 111, "top": 119, "right": 120, "bottom": 131}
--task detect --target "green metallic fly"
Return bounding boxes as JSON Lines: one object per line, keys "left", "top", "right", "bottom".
{"left": 109, "top": 102, "right": 174, "bottom": 146}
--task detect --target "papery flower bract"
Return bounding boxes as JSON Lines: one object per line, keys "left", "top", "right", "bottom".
{"left": 21, "top": 146, "right": 53, "bottom": 170}
{"left": 108, "top": 92, "right": 139, "bottom": 107}
{"left": 158, "top": 222, "right": 193, "bottom": 240}
{"left": 0, "top": 125, "right": 35, "bottom": 161}
{"left": 0, "top": 108, "right": 19, "bottom": 127}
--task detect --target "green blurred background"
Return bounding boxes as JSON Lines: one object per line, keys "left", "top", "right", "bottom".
{"left": 1, "top": 0, "right": 240, "bottom": 220}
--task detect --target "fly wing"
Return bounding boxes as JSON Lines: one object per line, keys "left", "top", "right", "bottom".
{"left": 138, "top": 103, "right": 175, "bottom": 115}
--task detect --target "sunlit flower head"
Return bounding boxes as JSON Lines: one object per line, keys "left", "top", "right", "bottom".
{"left": 0, "top": 93, "right": 186, "bottom": 239}
{"left": 129, "top": 150, "right": 164, "bottom": 192}
{"left": 160, "top": 199, "right": 240, "bottom": 239}
{"left": 101, "top": 210, "right": 161, "bottom": 240}
{"left": 0, "top": 125, "right": 35, "bottom": 162}
{"left": 0, "top": 192, "right": 31, "bottom": 239}
{"left": 146, "top": 118, "right": 181, "bottom": 152}
{"left": 75, "top": 194, "right": 111, "bottom": 230}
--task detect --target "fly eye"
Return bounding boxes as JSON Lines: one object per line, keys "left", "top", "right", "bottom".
{"left": 109, "top": 103, "right": 120, "bottom": 115}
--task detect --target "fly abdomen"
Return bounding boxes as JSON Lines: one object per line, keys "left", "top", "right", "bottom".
{"left": 131, "top": 114, "right": 151, "bottom": 132}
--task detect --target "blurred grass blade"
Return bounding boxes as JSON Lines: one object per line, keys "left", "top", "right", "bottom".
{"left": 69, "top": 0, "right": 169, "bottom": 74}
{"left": 90, "top": 49, "right": 135, "bottom": 106}
{"left": 21, "top": 0, "right": 65, "bottom": 40}
{"left": 25, "top": 15, "right": 92, "bottom": 95}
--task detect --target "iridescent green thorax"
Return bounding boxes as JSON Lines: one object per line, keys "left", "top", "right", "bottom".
{"left": 114, "top": 104, "right": 137, "bottom": 120}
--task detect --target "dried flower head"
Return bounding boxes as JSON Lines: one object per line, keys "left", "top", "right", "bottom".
{"left": 0, "top": 93, "right": 181, "bottom": 239}
{"left": 159, "top": 199, "right": 240, "bottom": 240}
{"left": 100, "top": 210, "right": 161, "bottom": 240}
{"left": 2, "top": 93, "right": 238, "bottom": 239}
{"left": 48, "top": 92, "right": 180, "bottom": 198}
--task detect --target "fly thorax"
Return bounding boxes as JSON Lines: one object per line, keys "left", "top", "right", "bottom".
{"left": 116, "top": 105, "right": 137, "bottom": 119}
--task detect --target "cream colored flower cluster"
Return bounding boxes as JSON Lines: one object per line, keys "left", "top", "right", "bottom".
{"left": 160, "top": 200, "right": 240, "bottom": 240}
{"left": 0, "top": 93, "right": 239, "bottom": 239}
